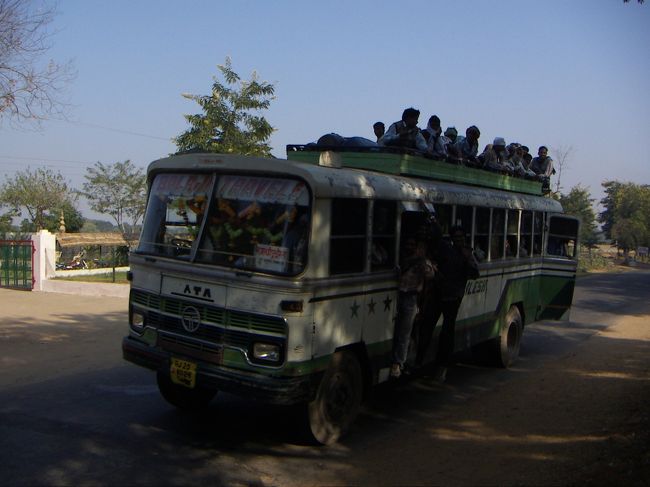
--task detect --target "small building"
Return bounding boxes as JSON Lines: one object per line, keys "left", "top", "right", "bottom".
{"left": 56, "top": 232, "right": 135, "bottom": 268}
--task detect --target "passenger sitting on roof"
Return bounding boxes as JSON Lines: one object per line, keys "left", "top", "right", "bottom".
{"left": 444, "top": 127, "right": 458, "bottom": 145}
{"left": 480, "top": 137, "right": 511, "bottom": 174}
{"left": 531, "top": 146, "right": 554, "bottom": 179}
{"left": 508, "top": 143, "right": 536, "bottom": 178}
{"left": 380, "top": 108, "right": 428, "bottom": 152}
{"left": 453, "top": 125, "right": 481, "bottom": 167}
{"left": 423, "top": 115, "right": 448, "bottom": 160}
{"left": 444, "top": 127, "right": 460, "bottom": 161}
{"left": 373, "top": 122, "right": 385, "bottom": 143}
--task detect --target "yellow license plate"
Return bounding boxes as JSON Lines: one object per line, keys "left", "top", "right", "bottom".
{"left": 170, "top": 357, "right": 197, "bottom": 389}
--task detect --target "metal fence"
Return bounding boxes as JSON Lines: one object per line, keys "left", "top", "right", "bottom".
{"left": 0, "top": 240, "right": 34, "bottom": 290}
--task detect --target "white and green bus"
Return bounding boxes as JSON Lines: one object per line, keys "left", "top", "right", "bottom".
{"left": 122, "top": 146, "right": 579, "bottom": 444}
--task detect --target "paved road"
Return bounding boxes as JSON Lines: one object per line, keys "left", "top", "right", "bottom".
{"left": 1, "top": 270, "right": 649, "bottom": 486}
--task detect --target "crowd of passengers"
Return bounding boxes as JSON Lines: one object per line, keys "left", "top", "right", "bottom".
{"left": 369, "top": 107, "right": 555, "bottom": 183}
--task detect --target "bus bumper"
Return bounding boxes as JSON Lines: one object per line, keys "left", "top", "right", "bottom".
{"left": 122, "top": 336, "right": 319, "bottom": 405}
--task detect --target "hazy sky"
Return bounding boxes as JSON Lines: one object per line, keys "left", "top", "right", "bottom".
{"left": 1, "top": 0, "right": 649, "bottom": 219}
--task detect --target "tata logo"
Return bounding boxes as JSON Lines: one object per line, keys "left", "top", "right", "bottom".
{"left": 183, "top": 284, "right": 212, "bottom": 299}
{"left": 181, "top": 306, "right": 201, "bottom": 333}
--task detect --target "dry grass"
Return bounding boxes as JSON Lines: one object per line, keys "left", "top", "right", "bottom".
{"left": 579, "top": 244, "right": 649, "bottom": 274}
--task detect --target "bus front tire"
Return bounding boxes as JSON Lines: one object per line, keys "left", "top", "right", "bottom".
{"left": 156, "top": 371, "right": 216, "bottom": 411}
{"left": 495, "top": 306, "right": 523, "bottom": 368}
{"left": 307, "top": 350, "right": 363, "bottom": 445}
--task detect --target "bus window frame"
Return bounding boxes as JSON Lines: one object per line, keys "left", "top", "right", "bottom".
{"left": 506, "top": 209, "right": 520, "bottom": 259}
{"left": 369, "top": 199, "right": 398, "bottom": 272}
{"left": 546, "top": 215, "right": 580, "bottom": 259}
{"left": 329, "top": 198, "right": 369, "bottom": 276}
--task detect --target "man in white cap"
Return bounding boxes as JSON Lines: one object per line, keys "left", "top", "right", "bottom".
{"left": 480, "top": 137, "right": 511, "bottom": 173}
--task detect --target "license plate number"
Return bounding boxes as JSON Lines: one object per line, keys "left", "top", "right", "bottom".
{"left": 170, "top": 357, "right": 197, "bottom": 389}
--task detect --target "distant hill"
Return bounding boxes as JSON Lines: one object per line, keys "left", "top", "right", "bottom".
{"left": 81, "top": 219, "right": 117, "bottom": 233}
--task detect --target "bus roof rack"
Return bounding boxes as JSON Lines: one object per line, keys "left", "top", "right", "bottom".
{"left": 286, "top": 144, "right": 546, "bottom": 196}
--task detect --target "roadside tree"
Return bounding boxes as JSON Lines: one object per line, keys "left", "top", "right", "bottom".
{"left": 599, "top": 180, "right": 650, "bottom": 254}
{"left": 174, "top": 57, "right": 275, "bottom": 156}
{"left": 0, "top": 211, "right": 14, "bottom": 236}
{"left": 0, "top": 0, "right": 75, "bottom": 126}
{"left": 0, "top": 167, "right": 74, "bottom": 230}
{"left": 18, "top": 200, "right": 84, "bottom": 233}
{"left": 560, "top": 184, "right": 598, "bottom": 252}
{"left": 599, "top": 180, "right": 623, "bottom": 240}
{"left": 81, "top": 160, "right": 146, "bottom": 244}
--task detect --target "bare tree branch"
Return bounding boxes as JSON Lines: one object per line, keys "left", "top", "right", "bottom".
{"left": 551, "top": 144, "right": 573, "bottom": 194}
{"left": 0, "top": 0, "right": 75, "bottom": 127}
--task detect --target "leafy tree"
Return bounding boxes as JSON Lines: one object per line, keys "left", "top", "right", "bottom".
{"left": 560, "top": 184, "right": 598, "bottom": 248}
{"left": 0, "top": 167, "right": 73, "bottom": 230}
{"left": 599, "top": 181, "right": 650, "bottom": 253}
{"left": 41, "top": 200, "right": 84, "bottom": 233}
{"left": 0, "top": 211, "right": 14, "bottom": 235}
{"left": 81, "top": 160, "right": 146, "bottom": 243}
{"left": 612, "top": 218, "right": 646, "bottom": 254}
{"left": 174, "top": 58, "right": 275, "bottom": 156}
{"left": 19, "top": 203, "right": 83, "bottom": 233}
{"left": 0, "top": 0, "right": 75, "bottom": 126}
{"left": 599, "top": 180, "right": 623, "bottom": 240}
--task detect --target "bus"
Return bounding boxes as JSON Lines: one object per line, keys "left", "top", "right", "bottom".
{"left": 122, "top": 146, "right": 580, "bottom": 444}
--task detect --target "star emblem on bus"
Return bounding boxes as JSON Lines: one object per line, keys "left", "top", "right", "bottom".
{"left": 367, "top": 298, "right": 376, "bottom": 314}
{"left": 350, "top": 301, "right": 360, "bottom": 318}
{"left": 383, "top": 296, "right": 392, "bottom": 311}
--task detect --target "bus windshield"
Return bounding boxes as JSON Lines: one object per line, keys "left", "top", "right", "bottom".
{"left": 137, "top": 173, "right": 311, "bottom": 275}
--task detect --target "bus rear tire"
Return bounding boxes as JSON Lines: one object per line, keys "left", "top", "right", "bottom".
{"left": 307, "top": 350, "right": 363, "bottom": 445}
{"left": 495, "top": 305, "right": 523, "bottom": 368}
{"left": 156, "top": 371, "right": 216, "bottom": 411}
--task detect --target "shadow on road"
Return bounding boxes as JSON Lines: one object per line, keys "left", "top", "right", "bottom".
{"left": 2, "top": 323, "right": 648, "bottom": 486}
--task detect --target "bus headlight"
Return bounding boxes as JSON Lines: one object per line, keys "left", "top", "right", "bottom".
{"left": 252, "top": 342, "right": 281, "bottom": 363}
{"left": 130, "top": 311, "right": 145, "bottom": 330}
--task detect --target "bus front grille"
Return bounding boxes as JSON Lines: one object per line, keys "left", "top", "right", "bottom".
{"left": 158, "top": 333, "right": 224, "bottom": 365}
{"left": 131, "top": 290, "right": 287, "bottom": 347}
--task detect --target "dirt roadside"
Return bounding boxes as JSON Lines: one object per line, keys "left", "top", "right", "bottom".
{"left": 424, "top": 313, "right": 650, "bottom": 486}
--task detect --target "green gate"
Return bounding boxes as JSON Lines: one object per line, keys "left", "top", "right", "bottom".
{"left": 0, "top": 240, "right": 34, "bottom": 290}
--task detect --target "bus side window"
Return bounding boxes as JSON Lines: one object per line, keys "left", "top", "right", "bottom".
{"left": 520, "top": 210, "right": 533, "bottom": 258}
{"left": 474, "top": 207, "right": 490, "bottom": 262}
{"left": 330, "top": 198, "right": 368, "bottom": 275}
{"left": 435, "top": 204, "right": 453, "bottom": 240}
{"left": 506, "top": 209, "right": 520, "bottom": 258}
{"left": 547, "top": 216, "right": 579, "bottom": 259}
{"left": 533, "top": 212, "right": 544, "bottom": 256}
{"left": 371, "top": 200, "right": 397, "bottom": 271}
{"left": 455, "top": 205, "right": 473, "bottom": 238}
{"left": 491, "top": 209, "right": 506, "bottom": 260}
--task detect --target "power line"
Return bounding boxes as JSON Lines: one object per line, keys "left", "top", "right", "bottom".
{"left": 51, "top": 119, "right": 172, "bottom": 141}
{"left": 0, "top": 155, "right": 94, "bottom": 165}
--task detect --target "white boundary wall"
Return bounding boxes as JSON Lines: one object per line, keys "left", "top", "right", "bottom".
{"left": 31, "top": 230, "right": 56, "bottom": 291}
{"left": 30, "top": 230, "right": 129, "bottom": 297}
